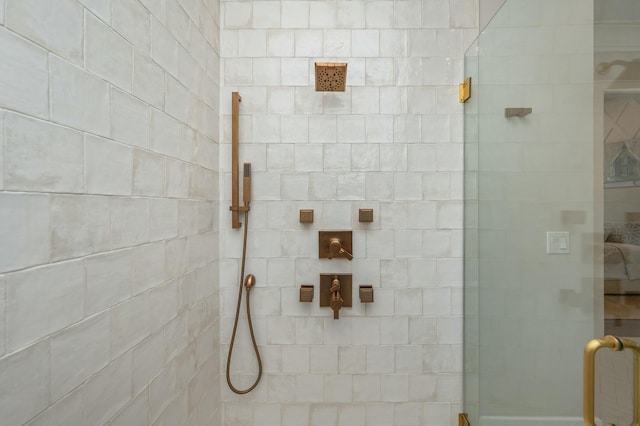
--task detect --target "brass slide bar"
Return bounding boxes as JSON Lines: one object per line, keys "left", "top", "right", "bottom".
{"left": 229, "top": 92, "right": 247, "bottom": 228}
{"left": 583, "top": 335, "right": 640, "bottom": 426}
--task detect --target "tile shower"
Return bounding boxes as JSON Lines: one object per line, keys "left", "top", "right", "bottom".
{"left": 0, "top": 0, "right": 476, "bottom": 425}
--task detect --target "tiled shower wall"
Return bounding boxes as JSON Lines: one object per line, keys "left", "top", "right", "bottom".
{"left": 0, "top": 0, "right": 220, "bottom": 425}
{"left": 220, "top": 1, "right": 477, "bottom": 424}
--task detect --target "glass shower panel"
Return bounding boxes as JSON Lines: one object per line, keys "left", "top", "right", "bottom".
{"left": 594, "top": 1, "right": 640, "bottom": 423}
{"left": 464, "top": 0, "right": 597, "bottom": 424}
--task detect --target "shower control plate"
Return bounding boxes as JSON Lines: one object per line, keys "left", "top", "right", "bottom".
{"left": 319, "top": 231, "right": 352, "bottom": 260}
{"left": 319, "top": 274, "right": 352, "bottom": 308}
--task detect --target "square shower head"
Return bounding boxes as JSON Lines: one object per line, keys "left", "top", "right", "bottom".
{"left": 315, "top": 62, "right": 348, "bottom": 92}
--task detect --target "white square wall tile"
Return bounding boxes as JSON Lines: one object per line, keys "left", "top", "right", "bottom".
{"left": 110, "top": 197, "right": 150, "bottom": 248}
{"left": 281, "top": 58, "right": 309, "bottom": 86}
{"left": 85, "top": 135, "right": 133, "bottom": 196}
{"left": 6, "top": 0, "right": 83, "bottom": 64}
{"left": 50, "top": 312, "right": 110, "bottom": 401}
{"left": 422, "top": 0, "right": 450, "bottom": 28}
{"left": 85, "top": 13, "right": 133, "bottom": 90}
{"left": 112, "top": 89, "right": 150, "bottom": 149}
{"left": 133, "top": 53, "right": 165, "bottom": 109}
{"left": 380, "top": 374, "right": 409, "bottom": 401}
{"left": 324, "top": 29, "right": 352, "bottom": 57}
{"left": 4, "top": 113, "right": 83, "bottom": 193}
{"left": 224, "top": 1, "right": 252, "bottom": 28}
{"left": 26, "top": 386, "right": 84, "bottom": 426}
{"left": 7, "top": 260, "right": 84, "bottom": 351}
{"left": 151, "top": 18, "right": 178, "bottom": 77}
{"left": 366, "top": 402, "right": 394, "bottom": 426}
{"left": 85, "top": 249, "right": 133, "bottom": 316}
{"left": 324, "top": 374, "right": 353, "bottom": 402}
{"left": 111, "top": 294, "right": 151, "bottom": 358}
{"left": 112, "top": 0, "right": 151, "bottom": 53}
{"left": 0, "top": 0, "right": 4, "bottom": 24}
{"left": 0, "top": 27, "right": 48, "bottom": 118}
{"left": 295, "top": 30, "right": 323, "bottom": 57}
{"left": 85, "top": 353, "right": 133, "bottom": 425}
{"left": 253, "top": 1, "right": 281, "bottom": 28}
{"left": 110, "top": 390, "right": 149, "bottom": 426}
{"left": 394, "top": 0, "right": 422, "bottom": 29}
{"left": 0, "top": 340, "right": 49, "bottom": 426}
{"left": 50, "top": 56, "right": 110, "bottom": 136}
{"left": 238, "top": 29, "right": 267, "bottom": 57}
{"left": 254, "top": 58, "right": 281, "bottom": 86}
{"left": 132, "top": 242, "right": 167, "bottom": 295}
{"left": 76, "top": 0, "right": 111, "bottom": 23}
{"left": 353, "top": 375, "right": 380, "bottom": 401}
{"left": 310, "top": 1, "right": 337, "bottom": 28}
{"left": 281, "top": 1, "right": 309, "bottom": 29}
{"left": 0, "top": 194, "right": 50, "bottom": 273}
{"left": 150, "top": 109, "right": 181, "bottom": 158}
{"left": 133, "top": 150, "right": 166, "bottom": 197}
{"left": 352, "top": 30, "right": 379, "bottom": 57}
{"left": 339, "top": 404, "right": 366, "bottom": 426}
{"left": 267, "top": 29, "right": 295, "bottom": 57}
{"left": 365, "top": 1, "right": 394, "bottom": 28}
{"left": 338, "top": 0, "right": 365, "bottom": 28}
{"left": 50, "top": 195, "right": 110, "bottom": 261}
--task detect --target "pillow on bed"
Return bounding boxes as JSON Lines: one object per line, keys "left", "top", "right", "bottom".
{"left": 605, "top": 222, "right": 640, "bottom": 245}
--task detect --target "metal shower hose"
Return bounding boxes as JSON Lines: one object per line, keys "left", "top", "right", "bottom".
{"left": 225, "top": 210, "right": 263, "bottom": 394}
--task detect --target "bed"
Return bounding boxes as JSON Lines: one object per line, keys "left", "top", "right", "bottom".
{"left": 604, "top": 222, "right": 640, "bottom": 293}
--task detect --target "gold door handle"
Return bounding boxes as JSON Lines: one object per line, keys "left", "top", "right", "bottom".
{"left": 583, "top": 335, "right": 640, "bottom": 426}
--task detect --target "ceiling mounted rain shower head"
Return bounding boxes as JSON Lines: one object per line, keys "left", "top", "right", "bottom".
{"left": 315, "top": 62, "right": 347, "bottom": 92}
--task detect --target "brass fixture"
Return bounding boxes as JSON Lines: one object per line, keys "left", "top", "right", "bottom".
{"left": 459, "top": 77, "right": 471, "bottom": 103}
{"left": 504, "top": 107, "right": 532, "bottom": 117}
{"left": 226, "top": 92, "right": 262, "bottom": 395}
{"left": 319, "top": 274, "right": 352, "bottom": 319}
{"left": 583, "top": 335, "right": 640, "bottom": 426}
{"left": 458, "top": 413, "right": 470, "bottom": 426}
{"left": 300, "top": 209, "right": 314, "bottom": 223}
{"left": 319, "top": 231, "right": 353, "bottom": 260}
{"left": 359, "top": 208, "right": 374, "bottom": 223}
{"left": 359, "top": 285, "right": 374, "bottom": 303}
{"left": 315, "top": 62, "right": 347, "bottom": 92}
{"left": 299, "top": 285, "right": 314, "bottom": 302}
{"left": 229, "top": 92, "right": 249, "bottom": 229}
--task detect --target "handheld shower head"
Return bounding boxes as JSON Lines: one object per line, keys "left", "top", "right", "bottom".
{"left": 243, "top": 163, "right": 252, "bottom": 205}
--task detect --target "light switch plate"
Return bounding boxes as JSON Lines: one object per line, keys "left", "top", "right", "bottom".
{"left": 546, "top": 231, "right": 570, "bottom": 254}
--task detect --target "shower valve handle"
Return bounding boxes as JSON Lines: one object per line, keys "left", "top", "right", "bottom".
{"left": 328, "top": 238, "right": 353, "bottom": 260}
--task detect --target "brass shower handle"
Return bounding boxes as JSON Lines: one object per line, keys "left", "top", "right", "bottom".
{"left": 583, "top": 335, "right": 640, "bottom": 426}
{"left": 329, "top": 238, "right": 353, "bottom": 260}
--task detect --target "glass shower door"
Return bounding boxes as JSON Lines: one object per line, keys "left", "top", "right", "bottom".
{"left": 464, "top": 0, "right": 602, "bottom": 424}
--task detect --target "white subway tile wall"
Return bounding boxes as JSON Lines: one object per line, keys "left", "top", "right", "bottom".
{"left": 219, "top": 1, "right": 475, "bottom": 423}
{"left": 0, "top": 0, "right": 221, "bottom": 425}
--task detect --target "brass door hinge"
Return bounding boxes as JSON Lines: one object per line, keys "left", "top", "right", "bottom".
{"left": 459, "top": 77, "right": 472, "bottom": 103}
{"left": 459, "top": 413, "right": 470, "bottom": 426}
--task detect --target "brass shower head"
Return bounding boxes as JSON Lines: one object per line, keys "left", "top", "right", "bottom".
{"left": 315, "top": 62, "right": 347, "bottom": 92}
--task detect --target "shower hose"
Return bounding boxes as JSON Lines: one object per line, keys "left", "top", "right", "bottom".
{"left": 226, "top": 210, "right": 263, "bottom": 394}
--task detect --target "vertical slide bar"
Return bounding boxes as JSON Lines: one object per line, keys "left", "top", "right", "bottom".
{"left": 231, "top": 92, "right": 241, "bottom": 229}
